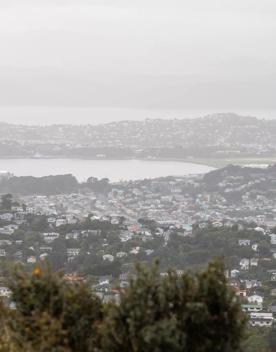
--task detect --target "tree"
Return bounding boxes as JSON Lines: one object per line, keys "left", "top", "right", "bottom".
{"left": 5, "top": 264, "right": 102, "bottom": 352}
{"left": 0, "top": 194, "right": 12, "bottom": 211}
{"left": 244, "top": 327, "right": 269, "bottom": 352}
{"left": 268, "top": 323, "right": 276, "bottom": 352}
{"left": 0, "top": 259, "right": 248, "bottom": 352}
{"left": 101, "top": 259, "right": 247, "bottom": 352}
{"left": 0, "top": 300, "right": 10, "bottom": 352}
{"left": 50, "top": 238, "right": 67, "bottom": 270}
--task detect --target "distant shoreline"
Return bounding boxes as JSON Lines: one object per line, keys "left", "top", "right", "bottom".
{"left": 0, "top": 156, "right": 275, "bottom": 169}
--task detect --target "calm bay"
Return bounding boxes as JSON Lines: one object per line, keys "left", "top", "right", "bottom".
{"left": 0, "top": 159, "right": 214, "bottom": 182}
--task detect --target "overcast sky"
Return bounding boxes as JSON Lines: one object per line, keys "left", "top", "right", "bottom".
{"left": 0, "top": 0, "right": 275, "bottom": 123}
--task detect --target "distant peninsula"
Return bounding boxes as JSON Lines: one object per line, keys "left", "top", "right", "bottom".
{"left": 1, "top": 113, "right": 276, "bottom": 167}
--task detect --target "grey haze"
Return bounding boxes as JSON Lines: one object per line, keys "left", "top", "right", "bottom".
{"left": 0, "top": 0, "right": 275, "bottom": 124}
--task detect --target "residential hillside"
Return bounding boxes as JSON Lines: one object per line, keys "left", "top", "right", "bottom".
{"left": 1, "top": 113, "right": 276, "bottom": 161}
{"left": 0, "top": 164, "right": 276, "bottom": 344}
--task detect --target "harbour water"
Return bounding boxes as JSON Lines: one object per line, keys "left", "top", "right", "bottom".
{"left": 0, "top": 158, "right": 214, "bottom": 182}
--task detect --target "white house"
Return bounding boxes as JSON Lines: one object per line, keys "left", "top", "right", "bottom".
{"left": 249, "top": 312, "right": 274, "bottom": 327}
{"left": 43, "top": 232, "right": 60, "bottom": 244}
{"left": 0, "top": 287, "right": 12, "bottom": 298}
{"left": 145, "top": 249, "right": 154, "bottom": 256}
{"left": 230, "top": 269, "right": 240, "bottom": 278}
{"left": 240, "top": 258, "right": 250, "bottom": 270}
{"left": 39, "top": 246, "right": 52, "bottom": 253}
{"left": 67, "top": 248, "right": 81, "bottom": 259}
{"left": 65, "top": 232, "right": 80, "bottom": 240}
{"left": 103, "top": 254, "right": 114, "bottom": 262}
{"left": 0, "top": 226, "right": 15, "bottom": 235}
{"left": 26, "top": 207, "right": 35, "bottom": 214}
{"left": 47, "top": 217, "right": 56, "bottom": 224}
{"left": 56, "top": 219, "right": 67, "bottom": 227}
{"left": 242, "top": 304, "right": 263, "bottom": 312}
{"left": 0, "top": 249, "right": 6, "bottom": 257}
{"left": 271, "top": 272, "right": 276, "bottom": 281}
{"left": 250, "top": 258, "right": 259, "bottom": 267}
{"left": 252, "top": 243, "right": 259, "bottom": 252}
{"left": 247, "top": 294, "right": 263, "bottom": 304}
{"left": 270, "top": 234, "right": 276, "bottom": 245}
{"left": 271, "top": 249, "right": 276, "bottom": 259}
{"left": 66, "top": 215, "right": 78, "bottom": 225}
{"left": 27, "top": 256, "right": 37, "bottom": 264}
{"left": 116, "top": 251, "right": 127, "bottom": 258}
{"left": 238, "top": 239, "right": 251, "bottom": 246}
{"left": 254, "top": 227, "right": 266, "bottom": 235}
{"left": 243, "top": 280, "right": 262, "bottom": 289}
{"left": 130, "top": 247, "right": 140, "bottom": 255}
{"left": 11, "top": 206, "right": 23, "bottom": 212}
{"left": 0, "top": 213, "right": 13, "bottom": 221}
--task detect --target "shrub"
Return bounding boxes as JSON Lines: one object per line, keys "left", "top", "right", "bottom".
{"left": 0, "top": 259, "right": 247, "bottom": 352}
{"left": 6, "top": 265, "right": 102, "bottom": 352}
{"left": 101, "top": 260, "right": 247, "bottom": 352}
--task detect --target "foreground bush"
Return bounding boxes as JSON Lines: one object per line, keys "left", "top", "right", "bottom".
{"left": 4, "top": 266, "right": 102, "bottom": 352}
{"left": 0, "top": 260, "right": 247, "bottom": 351}
{"left": 102, "top": 260, "right": 247, "bottom": 352}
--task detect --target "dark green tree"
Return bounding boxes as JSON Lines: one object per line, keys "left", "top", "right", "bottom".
{"left": 0, "top": 259, "right": 249, "bottom": 352}
{"left": 244, "top": 327, "right": 269, "bottom": 352}
{"left": 101, "top": 259, "right": 247, "bottom": 352}
{"left": 268, "top": 323, "right": 276, "bottom": 352}
{"left": 0, "top": 194, "right": 13, "bottom": 211}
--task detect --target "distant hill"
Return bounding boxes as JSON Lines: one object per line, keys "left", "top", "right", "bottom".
{"left": 1, "top": 113, "right": 276, "bottom": 162}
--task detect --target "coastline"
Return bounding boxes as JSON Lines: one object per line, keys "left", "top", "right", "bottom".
{"left": 0, "top": 156, "right": 276, "bottom": 169}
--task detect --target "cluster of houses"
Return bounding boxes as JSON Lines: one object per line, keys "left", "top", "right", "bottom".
{"left": 2, "top": 115, "right": 276, "bottom": 160}
{"left": 1, "top": 167, "right": 276, "bottom": 327}
{"left": 0, "top": 201, "right": 275, "bottom": 327}
{"left": 18, "top": 166, "right": 276, "bottom": 237}
{"left": 225, "top": 232, "right": 276, "bottom": 327}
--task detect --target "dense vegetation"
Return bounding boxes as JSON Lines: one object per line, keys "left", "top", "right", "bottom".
{"left": 0, "top": 175, "right": 112, "bottom": 195}
{"left": 0, "top": 260, "right": 249, "bottom": 352}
